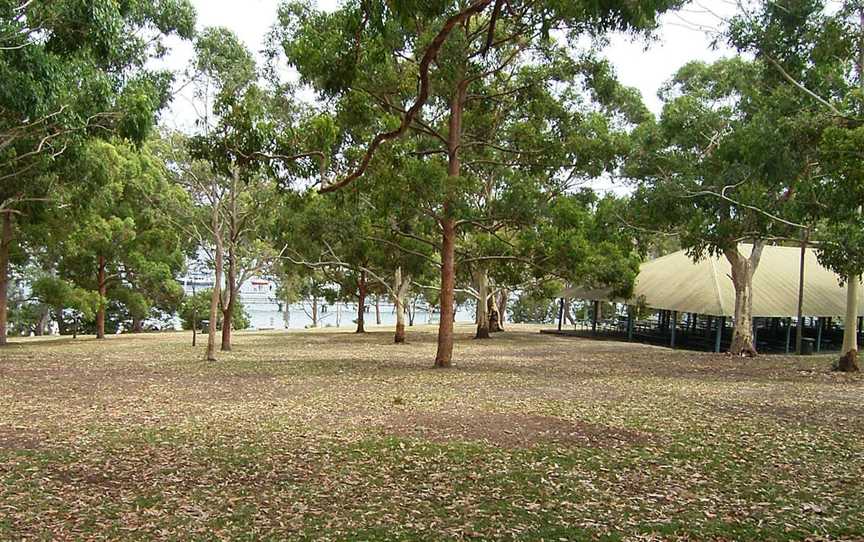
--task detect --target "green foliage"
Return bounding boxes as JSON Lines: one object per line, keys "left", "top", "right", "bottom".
{"left": 179, "top": 289, "right": 250, "bottom": 331}
{"left": 627, "top": 56, "right": 813, "bottom": 260}
{"left": 510, "top": 289, "right": 561, "bottom": 324}
{"left": 726, "top": 1, "right": 864, "bottom": 279}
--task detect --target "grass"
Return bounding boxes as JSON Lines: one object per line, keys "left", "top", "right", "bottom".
{"left": 0, "top": 324, "right": 863, "bottom": 540}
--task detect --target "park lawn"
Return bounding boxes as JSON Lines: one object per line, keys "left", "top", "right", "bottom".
{"left": 0, "top": 324, "right": 862, "bottom": 541}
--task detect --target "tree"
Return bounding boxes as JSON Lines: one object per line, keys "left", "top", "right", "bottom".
{"left": 627, "top": 57, "right": 814, "bottom": 356}
{"left": 179, "top": 288, "right": 250, "bottom": 331}
{"left": 0, "top": 0, "right": 195, "bottom": 345}
{"left": 47, "top": 140, "right": 187, "bottom": 339}
{"left": 728, "top": 0, "right": 864, "bottom": 368}
{"left": 277, "top": 1, "right": 678, "bottom": 365}
{"left": 178, "top": 26, "right": 331, "bottom": 357}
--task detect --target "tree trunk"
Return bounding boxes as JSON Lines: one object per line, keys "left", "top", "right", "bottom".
{"left": 725, "top": 242, "right": 764, "bottom": 356}
{"left": 375, "top": 296, "right": 381, "bottom": 325}
{"left": 435, "top": 218, "right": 457, "bottom": 366}
{"left": 206, "top": 190, "right": 223, "bottom": 362}
{"left": 562, "top": 298, "right": 575, "bottom": 326}
{"left": 55, "top": 305, "right": 66, "bottom": 335}
{"left": 221, "top": 246, "right": 236, "bottom": 351}
{"left": 356, "top": 270, "right": 367, "bottom": 333}
{"left": 434, "top": 80, "right": 467, "bottom": 367}
{"left": 408, "top": 298, "right": 416, "bottom": 326}
{"left": 394, "top": 266, "right": 410, "bottom": 344}
{"left": 838, "top": 9, "right": 864, "bottom": 372}
{"left": 0, "top": 211, "right": 10, "bottom": 346}
{"left": 488, "top": 295, "right": 502, "bottom": 333}
{"left": 496, "top": 290, "right": 507, "bottom": 331}
{"left": 311, "top": 297, "right": 318, "bottom": 327}
{"left": 837, "top": 275, "right": 860, "bottom": 372}
{"left": 474, "top": 267, "right": 490, "bottom": 339}
{"left": 96, "top": 255, "right": 107, "bottom": 340}
{"left": 131, "top": 316, "right": 143, "bottom": 333}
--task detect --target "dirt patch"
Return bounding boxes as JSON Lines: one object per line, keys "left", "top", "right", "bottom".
{"left": 0, "top": 426, "right": 43, "bottom": 451}
{"left": 379, "top": 410, "right": 649, "bottom": 448}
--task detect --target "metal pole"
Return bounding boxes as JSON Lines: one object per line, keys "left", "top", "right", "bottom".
{"left": 627, "top": 306, "right": 634, "bottom": 341}
{"left": 670, "top": 310, "right": 677, "bottom": 349}
{"left": 796, "top": 230, "right": 809, "bottom": 354}
{"left": 785, "top": 318, "right": 792, "bottom": 354}
{"left": 817, "top": 317, "right": 823, "bottom": 353}
{"left": 715, "top": 316, "right": 724, "bottom": 353}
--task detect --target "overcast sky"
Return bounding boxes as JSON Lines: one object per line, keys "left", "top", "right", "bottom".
{"left": 158, "top": 1, "right": 740, "bottom": 191}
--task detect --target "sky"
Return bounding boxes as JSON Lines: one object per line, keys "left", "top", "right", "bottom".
{"left": 158, "top": 0, "right": 741, "bottom": 191}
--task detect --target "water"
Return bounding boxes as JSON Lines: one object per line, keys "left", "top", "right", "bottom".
{"left": 246, "top": 301, "right": 475, "bottom": 330}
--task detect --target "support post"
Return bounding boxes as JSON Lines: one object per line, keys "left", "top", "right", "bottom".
{"left": 796, "top": 230, "right": 808, "bottom": 354}
{"left": 785, "top": 318, "right": 792, "bottom": 354}
{"left": 627, "top": 306, "right": 634, "bottom": 341}
{"left": 670, "top": 310, "right": 677, "bottom": 349}
{"left": 715, "top": 317, "right": 724, "bottom": 353}
{"left": 816, "top": 317, "right": 823, "bottom": 353}
{"left": 753, "top": 317, "right": 758, "bottom": 347}
{"left": 591, "top": 300, "right": 598, "bottom": 334}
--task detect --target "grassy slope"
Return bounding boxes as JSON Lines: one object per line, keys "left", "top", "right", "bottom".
{"left": 0, "top": 324, "right": 862, "bottom": 541}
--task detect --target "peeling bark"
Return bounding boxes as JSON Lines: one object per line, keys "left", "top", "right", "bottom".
{"left": 394, "top": 267, "right": 410, "bottom": 344}
{"left": 474, "top": 266, "right": 490, "bottom": 339}
{"left": 724, "top": 241, "right": 765, "bottom": 356}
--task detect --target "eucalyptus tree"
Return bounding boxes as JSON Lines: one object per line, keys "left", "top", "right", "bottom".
{"left": 627, "top": 57, "right": 815, "bottom": 356}
{"left": 177, "top": 27, "right": 331, "bottom": 358}
{"left": 276, "top": 1, "right": 678, "bottom": 365}
{"left": 46, "top": 139, "right": 187, "bottom": 339}
{"left": 0, "top": 0, "right": 195, "bottom": 344}
{"left": 727, "top": 0, "right": 864, "bottom": 368}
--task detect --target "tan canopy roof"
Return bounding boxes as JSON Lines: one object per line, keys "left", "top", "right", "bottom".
{"left": 563, "top": 244, "right": 864, "bottom": 318}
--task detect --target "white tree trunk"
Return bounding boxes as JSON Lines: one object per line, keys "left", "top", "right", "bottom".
{"left": 474, "top": 266, "right": 490, "bottom": 339}
{"left": 724, "top": 241, "right": 764, "bottom": 356}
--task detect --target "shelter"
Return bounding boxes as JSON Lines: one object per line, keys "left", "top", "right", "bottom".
{"left": 551, "top": 244, "right": 863, "bottom": 353}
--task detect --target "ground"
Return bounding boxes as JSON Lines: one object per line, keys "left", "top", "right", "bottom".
{"left": 1, "top": 324, "right": 863, "bottom": 541}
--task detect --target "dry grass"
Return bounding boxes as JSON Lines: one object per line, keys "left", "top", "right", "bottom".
{"left": 0, "top": 324, "right": 863, "bottom": 540}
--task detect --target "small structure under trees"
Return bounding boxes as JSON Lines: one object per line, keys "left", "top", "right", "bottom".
{"left": 554, "top": 244, "right": 864, "bottom": 354}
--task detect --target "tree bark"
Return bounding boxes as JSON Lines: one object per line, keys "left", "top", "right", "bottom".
{"left": 725, "top": 241, "right": 765, "bottom": 356}
{"left": 436, "top": 218, "right": 457, "bottom": 366}
{"left": 0, "top": 211, "right": 11, "bottom": 346}
{"left": 96, "top": 255, "right": 107, "bottom": 340}
{"left": 375, "top": 296, "right": 381, "bottom": 325}
{"left": 408, "top": 298, "right": 416, "bottom": 326}
{"left": 434, "top": 80, "right": 467, "bottom": 367}
{"left": 55, "top": 305, "right": 66, "bottom": 335}
{"left": 221, "top": 245, "right": 236, "bottom": 351}
{"left": 474, "top": 267, "right": 490, "bottom": 339}
{"left": 311, "top": 297, "right": 318, "bottom": 327}
{"left": 496, "top": 290, "right": 507, "bottom": 331}
{"left": 206, "top": 184, "right": 223, "bottom": 362}
{"left": 394, "top": 266, "right": 410, "bottom": 344}
{"left": 837, "top": 275, "right": 860, "bottom": 372}
{"left": 356, "top": 270, "right": 367, "bottom": 333}
{"left": 488, "top": 295, "right": 502, "bottom": 332}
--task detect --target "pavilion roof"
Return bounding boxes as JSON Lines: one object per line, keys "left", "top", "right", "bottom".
{"left": 563, "top": 244, "right": 864, "bottom": 318}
